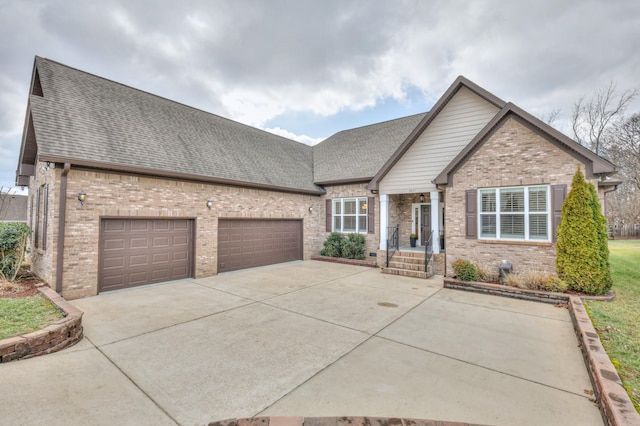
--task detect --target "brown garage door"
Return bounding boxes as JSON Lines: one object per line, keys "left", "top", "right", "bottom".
{"left": 218, "top": 219, "right": 302, "bottom": 273}
{"left": 99, "top": 219, "right": 193, "bottom": 292}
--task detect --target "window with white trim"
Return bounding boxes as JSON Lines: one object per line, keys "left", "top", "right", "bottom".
{"left": 333, "top": 198, "right": 368, "bottom": 233}
{"left": 479, "top": 186, "right": 550, "bottom": 241}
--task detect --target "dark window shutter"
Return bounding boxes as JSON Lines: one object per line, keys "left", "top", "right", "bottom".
{"left": 367, "top": 196, "right": 375, "bottom": 234}
{"left": 34, "top": 187, "right": 40, "bottom": 248}
{"left": 42, "top": 185, "right": 48, "bottom": 251}
{"left": 465, "top": 189, "right": 477, "bottom": 239}
{"left": 551, "top": 184, "right": 567, "bottom": 242}
{"left": 325, "top": 199, "right": 332, "bottom": 232}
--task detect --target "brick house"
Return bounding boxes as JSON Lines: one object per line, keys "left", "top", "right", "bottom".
{"left": 15, "top": 57, "right": 618, "bottom": 299}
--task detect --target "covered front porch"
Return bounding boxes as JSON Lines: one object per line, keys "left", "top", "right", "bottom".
{"left": 377, "top": 191, "right": 446, "bottom": 276}
{"left": 379, "top": 191, "right": 445, "bottom": 253}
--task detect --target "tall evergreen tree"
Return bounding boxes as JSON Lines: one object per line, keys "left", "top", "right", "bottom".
{"left": 556, "top": 167, "right": 612, "bottom": 294}
{"left": 587, "top": 183, "right": 613, "bottom": 292}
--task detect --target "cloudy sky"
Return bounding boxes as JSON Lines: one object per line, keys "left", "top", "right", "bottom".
{"left": 2, "top": 0, "right": 639, "bottom": 192}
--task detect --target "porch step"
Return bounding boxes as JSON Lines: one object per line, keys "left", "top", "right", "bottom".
{"left": 383, "top": 249, "right": 433, "bottom": 279}
{"left": 381, "top": 267, "right": 431, "bottom": 279}
{"left": 395, "top": 250, "right": 425, "bottom": 258}
{"left": 388, "top": 261, "right": 425, "bottom": 271}
{"left": 390, "top": 256, "right": 425, "bottom": 265}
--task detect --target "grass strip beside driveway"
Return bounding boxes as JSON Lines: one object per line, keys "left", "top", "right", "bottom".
{"left": 586, "top": 239, "right": 640, "bottom": 412}
{"left": 0, "top": 295, "right": 64, "bottom": 340}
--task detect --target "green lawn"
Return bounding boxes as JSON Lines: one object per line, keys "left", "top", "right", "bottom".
{"left": 586, "top": 239, "right": 640, "bottom": 411}
{"left": 0, "top": 295, "right": 64, "bottom": 340}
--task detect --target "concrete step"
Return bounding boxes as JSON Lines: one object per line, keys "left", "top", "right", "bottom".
{"left": 390, "top": 255, "right": 425, "bottom": 265}
{"left": 381, "top": 267, "right": 431, "bottom": 279}
{"left": 388, "top": 261, "right": 426, "bottom": 271}
{"left": 395, "top": 250, "right": 425, "bottom": 258}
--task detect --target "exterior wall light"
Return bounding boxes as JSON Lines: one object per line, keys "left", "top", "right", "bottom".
{"left": 206, "top": 200, "right": 213, "bottom": 209}
{"left": 308, "top": 206, "right": 313, "bottom": 213}
{"left": 78, "top": 191, "right": 86, "bottom": 205}
{"left": 419, "top": 193, "right": 425, "bottom": 203}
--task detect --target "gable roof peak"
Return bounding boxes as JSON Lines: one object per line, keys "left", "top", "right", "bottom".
{"left": 367, "top": 75, "right": 506, "bottom": 190}
{"left": 432, "top": 101, "right": 617, "bottom": 185}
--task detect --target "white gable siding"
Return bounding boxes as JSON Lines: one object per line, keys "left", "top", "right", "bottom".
{"left": 379, "top": 87, "right": 499, "bottom": 194}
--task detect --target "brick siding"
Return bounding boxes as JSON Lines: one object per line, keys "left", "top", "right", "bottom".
{"left": 444, "top": 117, "right": 600, "bottom": 277}
{"left": 322, "top": 183, "right": 380, "bottom": 259}
{"left": 30, "top": 164, "right": 324, "bottom": 299}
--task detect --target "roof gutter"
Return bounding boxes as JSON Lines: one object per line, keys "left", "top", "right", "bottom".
{"left": 38, "top": 154, "right": 326, "bottom": 196}
{"left": 55, "top": 162, "right": 70, "bottom": 294}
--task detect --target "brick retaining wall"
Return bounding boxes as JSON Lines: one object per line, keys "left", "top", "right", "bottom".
{"left": 209, "top": 417, "right": 484, "bottom": 426}
{"left": 0, "top": 287, "right": 83, "bottom": 363}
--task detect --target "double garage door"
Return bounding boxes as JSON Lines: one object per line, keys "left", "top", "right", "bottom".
{"left": 217, "top": 219, "right": 302, "bottom": 273}
{"left": 99, "top": 218, "right": 302, "bottom": 291}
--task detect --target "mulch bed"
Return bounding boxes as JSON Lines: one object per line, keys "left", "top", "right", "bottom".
{"left": 0, "top": 269, "right": 49, "bottom": 299}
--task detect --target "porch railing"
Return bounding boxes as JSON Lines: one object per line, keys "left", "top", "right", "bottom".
{"left": 386, "top": 225, "right": 399, "bottom": 267}
{"left": 424, "top": 230, "right": 434, "bottom": 275}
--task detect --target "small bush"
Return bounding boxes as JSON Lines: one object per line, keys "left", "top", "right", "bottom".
{"left": 0, "top": 223, "right": 31, "bottom": 282}
{"left": 452, "top": 259, "right": 477, "bottom": 282}
{"left": 475, "top": 263, "right": 499, "bottom": 283}
{"left": 319, "top": 233, "right": 366, "bottom": 260}
{"left": 503, "top": 271, "right": 527, "bottom": 288}
{"left": 342, "top": 233, "right": 366, "bottom": 260}
{"left": 542, "top": 276, "right": 568, "bottom": 293}
{"left": 320, "top": 232, "right": 344, "bottom": 257}
{"left": 523, "top": 269, "right": 551, "bottom": 290}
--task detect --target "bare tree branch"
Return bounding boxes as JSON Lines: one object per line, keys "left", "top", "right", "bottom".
{"left": 538, "top": 108, "right": 561, "bottom": 126}
{"left": 571, "top": 81, "right": 639, "bottom": 155}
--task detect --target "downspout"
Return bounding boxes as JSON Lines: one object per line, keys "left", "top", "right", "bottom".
{"left": 55, "top": 163, "right": 71, "bottom": 294}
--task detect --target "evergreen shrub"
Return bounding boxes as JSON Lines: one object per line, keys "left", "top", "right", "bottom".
{"left": 556, "top": 167, "right": 612, "bottom": 294}
{"left": 452, "top": 259, "right": 477, "bottom": 281}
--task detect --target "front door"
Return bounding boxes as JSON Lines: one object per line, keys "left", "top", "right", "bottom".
{"left": 421, "top": 205, "right": 431, "bottom": 244}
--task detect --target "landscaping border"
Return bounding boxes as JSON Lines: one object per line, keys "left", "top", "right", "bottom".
{"left": 443, "top": 278, "right": 615, "bottom": 304}
{"left": 569, "top": 296, "right": 640, "bottom": 426}
{"left": 209, "top": 416, "right": 484, "bottom": 426}
{"left": 0, "top": 287, "right": 83, "bottom": 363}
{"left": 311, "top": 255, "right": 378, "bottom": 268}
{"left": 444, "top": 277, "right": 639, "bottom": 426}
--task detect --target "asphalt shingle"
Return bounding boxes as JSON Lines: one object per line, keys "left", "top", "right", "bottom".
{"left": 32, "top": 57, "right": 321, "bottom": 193}
{"left": 29, "top": 57, "right": 428, "bottom": 192}
{"left": 312, "top": 113, "right": 426, "bottom": 184}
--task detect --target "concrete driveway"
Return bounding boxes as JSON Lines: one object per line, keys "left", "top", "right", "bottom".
{"left": 0, "top": 261, "right": 602, "bottom": 426}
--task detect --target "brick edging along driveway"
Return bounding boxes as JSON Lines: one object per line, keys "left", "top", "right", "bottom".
{"left": 444, "top": 278, "right": 639, "bottom": 426}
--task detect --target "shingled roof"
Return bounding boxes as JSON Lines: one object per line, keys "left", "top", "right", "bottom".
{"left": 312, "top": 113, "right": 426, "bottom": 184}
{"left": 24, "top": 57, "right": 323, "bottom": 194}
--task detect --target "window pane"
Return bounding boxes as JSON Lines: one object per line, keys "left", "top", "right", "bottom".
{"left": 359, "top": 199, "right": 367, "bottom": 214}
{"left": 334, "top": 200, "right": 341, "bottom": 214}
{"left": 481, "top": 190, "right": 496, "bottom": 213}
{"left": 529, "top": 214, "right": 548, "bottom": 239}
{"left": 500, "top": 188, "right": 524, "bottom": 212}
{"left": 480, "top": 214, "right": 496, "bottom": 237}
{"left": 344, "top": 200, "right": 356, "bottom": 214}
{"left": 334, "top": 216, "right": 341, "bottom": 231}
{"left": 501, "top": 214, "right": 525, "bottom": 239}
{"left": 529, "top": 187, "right": 547, "bottom": 212}
{"left": 343, "top": 216, "right": 356, "bottom": 232}
{"left": 358, "top": 216, "right": 367, "bottom": 233}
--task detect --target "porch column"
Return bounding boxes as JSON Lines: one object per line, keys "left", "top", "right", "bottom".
{"left": 379, "top": 194, "right": 388, "bottom": 250}
{"left": 430, "top": 191, "right": 440, "bottom": 254}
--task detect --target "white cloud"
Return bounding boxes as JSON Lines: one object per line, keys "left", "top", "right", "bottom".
{"left": 1, "top": 0, "right": 640, "bottom": 190}
{"left": 263, "top": 127, "right": 325, "bottom": 146}
{"left": 0, "top": 76, "right": 27, "bottom": 137}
